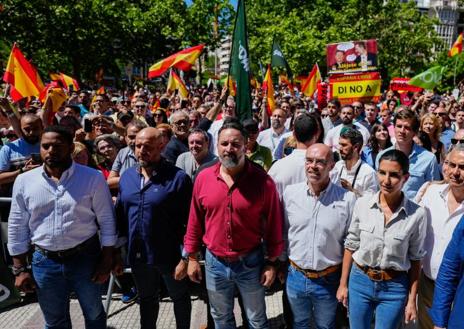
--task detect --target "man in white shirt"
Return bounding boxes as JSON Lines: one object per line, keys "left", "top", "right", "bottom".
{"left": 282, "top": 143, "right": 356, "bottom": 329}
{"left": 416, "top": 144, "right": 464, "bottom": 329}
{"left": 257, "top": 108, "right": 289, "bottom": 158}
{"left": 324, "top": 105, "right": 370, "bottom": 152}
{"left": 269, "top": 113, "right": 319, "bottom": 197}
{"left": 208, "top": 96, "right": 236, "bottom": 155}
{"left": 330, "top": 128, "right": 378, "bottom": 196}
{"left": 8, "top": 125, "right": 116, "bottom": 329}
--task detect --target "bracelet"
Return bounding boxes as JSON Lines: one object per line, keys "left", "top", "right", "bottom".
{"left": 181, "top": 256, "right": 189, "bottom": 264}
{"left": 11, "top": 265, "right": 27, "bottom": 276}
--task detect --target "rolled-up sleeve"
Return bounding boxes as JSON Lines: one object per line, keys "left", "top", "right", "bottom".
{"left": 7, "top": 176, "right": 31, "bottom": 256}
{"left": 344, "top": 200, "right": 361, "bottom": 251}
{"left": 92, "top": 173, "right": 117, "bottom": 247}
{"left": 408, "top": 207, "right": 427, "bottom": 261}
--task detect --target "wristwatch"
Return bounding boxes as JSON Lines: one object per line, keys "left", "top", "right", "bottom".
{"left": 11, "top": 265, "right": 27, "bottom": 276}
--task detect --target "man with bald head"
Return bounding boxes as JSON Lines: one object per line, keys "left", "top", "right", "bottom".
{"left": 281, "top": 143, "right": 356, "bottom": 328}
{"left": 115, "top": 127, "right": 193, "bottom": 329}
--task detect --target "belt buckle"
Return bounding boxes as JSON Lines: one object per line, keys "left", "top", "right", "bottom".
{"left": 369, "top": 269, "right": 383, "bottom": 281}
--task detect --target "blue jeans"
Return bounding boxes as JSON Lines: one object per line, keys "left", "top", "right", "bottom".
{"left": 31, "top": 243, "right": 106, "bottom": 329}
{"left": 205, "top": 248, "right": 268, "bottom": 329}
{"left": 285, "top": 264, "right": 340, "bottom": 329}
{"left": 131, "top": 262, "right": 191, "bottom": 329}
{"left": 348, "top": 264, "right": 408, "bottom": 329}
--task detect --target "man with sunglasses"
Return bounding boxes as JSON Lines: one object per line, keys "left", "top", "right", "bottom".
{"left": 163, "top": 111, "right": 190, "bottom": 163}
{"left": 415, "top": 144, "right": 464, "bottom": 329}
{"left": 450, "top": 129, "right": 464, "bottom": 148}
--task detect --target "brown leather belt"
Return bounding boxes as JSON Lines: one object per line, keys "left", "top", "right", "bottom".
{"left": 355, "top": 262, "right": 406, "bottom": 281}
{"left": 289, "top": 259, "right": 340, "bottom": 279}
{"left": 34, "top": 234, "right": 100, "bottom": 260}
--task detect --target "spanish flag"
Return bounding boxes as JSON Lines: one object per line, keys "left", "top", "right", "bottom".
{"left": 262, "top": 65, "right": 276, "bottom": 115}
{"left": 301, "top": 64, "right": 321, "bottom": 97}
{"left": 148, "top": 44, "right": 204, "bottom": 78}
{"left": 223, "top": 75, "right": 237, "bottom": 97}
{"left": 167, "top": 70, "right": 189, "bottom": 99}
{"left": 2, "top": 43, "right": 44, "bottom": 102}
{"left": 50, "top": 72, "right": 80, "bottom": 91}
{"left": 449, "top": 33, "right": 463, "bottom": 57}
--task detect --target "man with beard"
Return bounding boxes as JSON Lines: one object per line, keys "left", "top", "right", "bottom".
{"left": 415, "top": 144, "right": 464, "bottom": 329}
{"left": 163, "top": 111, "right": 190, "bottom": 163}
{"left": 324, "top": 105, "right": 370, "bottom": 152}
{"left": 321, "top": 99, "right": 342, "bottom": 137}
{"left": 257, "top": 108, "right": 289, "bottom": 158}
{"left": 0, "top": 114, "right": 43, "bottom": 185}
{"left": 185, "top": 119, "right": 284, "bottom": 329}
{"left": 115, "top": 127, "right": 192, "bottom": 329}
{"left": 107, "top": 120, "right": 147, "bottom": 189}
{"left": 176, "top": 128, "right": 216, "bottom": 178}
{"left": 330, "top": 128, "right": 378, "bottom": 196}
{"left": 8, "top": 125, "right": 116, "bottom": 329}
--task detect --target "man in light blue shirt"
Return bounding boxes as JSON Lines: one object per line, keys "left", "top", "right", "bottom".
{"left": 376, "top": 110, "right": 440, "bottom": 200}
{"left": 8, "top": 125, "right": 117, "bottom": 329}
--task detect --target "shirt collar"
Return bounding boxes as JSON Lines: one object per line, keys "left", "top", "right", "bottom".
{"left": 306, "top": 180, "right": 334, "bottom": 198}
{"left": 343, "top": 158, "right": 362, "bottom": 174}
{"left": 370, "top": 191, "right": 410, "bottom": 216}
{"left": 41, "top": 161, "right": 76, "bottom": 183}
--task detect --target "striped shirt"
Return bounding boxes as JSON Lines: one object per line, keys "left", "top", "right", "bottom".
{"left": 7, "top": 162, "right": 117, "bottom": 256}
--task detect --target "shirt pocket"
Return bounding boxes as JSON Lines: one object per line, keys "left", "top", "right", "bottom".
{"left": 391, "top": 232, "right": 409, "bottom": 260}
{"left": 359, "top": 222, "right": 376, "bottom": 251}
{"left": 408, "top": 170, "right": 425, "bottom": 187}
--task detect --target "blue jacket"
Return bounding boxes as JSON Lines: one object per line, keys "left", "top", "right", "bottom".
{"left": 116, "top": 160, "right": 192, "bottom": 266}
{"left": 430, "top": 216, "right": 464, "bottom": 328}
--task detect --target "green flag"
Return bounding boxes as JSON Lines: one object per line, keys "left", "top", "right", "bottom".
{"left": 271, "top": 40, "right": 292, "bottom": 79}
{"left": 229, "top": 0, "right": 252, "bottom": 121}
{"left": 408, "top": 66, "right": 445, "bottom": 90}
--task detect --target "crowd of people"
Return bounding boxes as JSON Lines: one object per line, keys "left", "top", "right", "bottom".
{"left": 0, "top": 82, "right": 463, "bottom": 329}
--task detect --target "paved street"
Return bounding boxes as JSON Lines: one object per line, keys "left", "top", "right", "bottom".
{"left": 0, "top": 291, "right": 285, "bottom": 329}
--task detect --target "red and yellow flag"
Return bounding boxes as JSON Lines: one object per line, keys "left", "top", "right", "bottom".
{"left": 301, "top": 64, "right": 321, "bottom": 97}
{"left": 50, "top": 72, "right": 80, "bottom": 91}
{"left": 449, "top": 33, "right": 463, "bottom": 57}
{"left": 167, "top": 70, "right": 189, "bottom": 99}
{"left": 262, "top": 65, "right": 276, "bottom": 115}
{"left": 96, "top": 86, "right": 105, "bottom": 95}
{"left": 224, "top": 75, "right": 237, "bottom": 97}
{"left": 3, "top": 44, "right": 44, "bottom": 102}
{"left": 148, "top": 44, "right": 204, "bottom": 78}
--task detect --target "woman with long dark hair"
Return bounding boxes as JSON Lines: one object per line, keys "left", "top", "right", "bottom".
{"left": 361, "top": 123, "right": 393, "bottom": 169}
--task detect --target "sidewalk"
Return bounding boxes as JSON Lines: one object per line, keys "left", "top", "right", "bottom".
{"left": 0, "top": 291, "right": 285, "bottom": 329}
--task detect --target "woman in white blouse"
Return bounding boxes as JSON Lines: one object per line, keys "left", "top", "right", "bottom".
{"left": 336, "top": 149, "right": 427, "bottom": 329}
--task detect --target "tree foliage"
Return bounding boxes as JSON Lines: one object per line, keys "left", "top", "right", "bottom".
{"left": 0, "top": 0, "right": 232, "bottom": 83}
{"left": 246, "top": 0, "right": 441, "bottom": 81}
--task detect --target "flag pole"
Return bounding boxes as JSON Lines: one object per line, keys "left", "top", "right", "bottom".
{"left": 454, "top": 54, "right": 458, "bottom": 87}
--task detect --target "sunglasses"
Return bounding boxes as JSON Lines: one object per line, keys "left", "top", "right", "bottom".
{"left": 451, "top": 138, "right": 464, "bottom": 145}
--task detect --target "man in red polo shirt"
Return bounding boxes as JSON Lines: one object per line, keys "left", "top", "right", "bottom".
{"left": 184, "top": 118, "right": 284, "bottom": 329}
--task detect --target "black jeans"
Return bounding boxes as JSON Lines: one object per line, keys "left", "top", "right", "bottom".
{"left": 132, "top": 262, "right": 191, "bottom": 329}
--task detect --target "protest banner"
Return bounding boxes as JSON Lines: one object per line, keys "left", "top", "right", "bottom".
{"left": 329, "top": 72, "right": 381, "bottom": 105}
{"left": 327, "top": 39, "right": 378, "bottom": 75}
{"left": 390, "top": 78, "right": 423, "bottom": 93}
